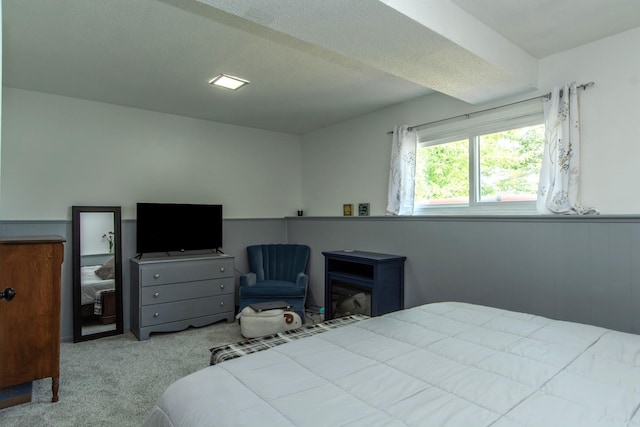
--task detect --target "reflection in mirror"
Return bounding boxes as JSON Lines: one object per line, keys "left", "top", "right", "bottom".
{"left": 72, "top": 206, "right": 123, "bottom": 342}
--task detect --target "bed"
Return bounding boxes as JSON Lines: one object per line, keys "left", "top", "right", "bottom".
{"left": 80, "top": 263, "right": 116, "bottom": 323}
{"left": 143, "top": 302, "right": 640, "bottom": 427}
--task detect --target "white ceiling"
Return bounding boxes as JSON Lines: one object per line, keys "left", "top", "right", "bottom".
{"left": 3, "top": 0, "right": 640, "bottom": 135}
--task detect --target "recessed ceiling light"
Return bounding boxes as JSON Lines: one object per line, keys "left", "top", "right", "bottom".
{"left": 208, "top": 73, "right": 249, "bottom": 90}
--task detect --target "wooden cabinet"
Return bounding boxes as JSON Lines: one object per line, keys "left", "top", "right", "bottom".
{"left": 130, "top": 254, "right": 235, "bottom": 340}
{"left": 323, "top": 250, "right": 406, "bottom": 320}
{"left": 0, "top": 236, "right": 65, "bottom": 403}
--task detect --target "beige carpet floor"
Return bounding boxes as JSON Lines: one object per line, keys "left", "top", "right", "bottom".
{"left": 0, "top": 321, "right": 243, "bottom": 427}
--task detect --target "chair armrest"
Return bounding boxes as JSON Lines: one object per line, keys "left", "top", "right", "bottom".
{"left": 296, "top": 272, "right": 309, "bottom": 288}
{"left": 239, "top": 272, "right": 257, "bottom": 287}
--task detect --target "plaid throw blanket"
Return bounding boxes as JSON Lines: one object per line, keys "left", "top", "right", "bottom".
{"left": 210, "top": 314, "right": 369, "bottom": 365}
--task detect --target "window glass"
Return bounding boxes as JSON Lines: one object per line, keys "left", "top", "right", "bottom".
{"left": 478, "top": 124, "right": 544, "bottom": 203}
{"left": 414, "top": 105, "right": 544, "bottom": 214}
{"left": 416, "top": 139, "right": 469, "bottom": 205}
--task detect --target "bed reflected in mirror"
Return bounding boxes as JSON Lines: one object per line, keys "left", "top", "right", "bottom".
{"left": 72, "top": 206, "right": 123, "bottom": 342}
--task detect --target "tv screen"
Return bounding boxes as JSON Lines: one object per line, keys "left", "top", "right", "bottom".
{"left": 136, "top": 203, "right": 223, "bottom": 254}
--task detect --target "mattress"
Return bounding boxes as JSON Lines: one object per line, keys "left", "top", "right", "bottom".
{"left": 143, "top": 302, "right": 640, "bottom": 427}
{"left": 80, "top": 265, "right": 115, "bottom": 305}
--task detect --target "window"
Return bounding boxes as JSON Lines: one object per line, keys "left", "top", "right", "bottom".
{"left": 414, "top": 104, "right": 544, "bottom": 214}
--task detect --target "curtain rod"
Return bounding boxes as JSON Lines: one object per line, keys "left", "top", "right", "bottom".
{"left": 387, "top": 81, "right": 595, "bottom": 135}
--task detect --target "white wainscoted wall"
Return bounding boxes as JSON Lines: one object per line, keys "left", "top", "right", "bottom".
{"left": 3, "top": 22, "right": 640, "bottom": 342}
{"left": 0, "top": 87, "right": 302, "bottom": 341}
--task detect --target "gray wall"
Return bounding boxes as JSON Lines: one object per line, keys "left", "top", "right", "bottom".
{"left": 288, "top": 215, "right": 640, "bottom": 334}
{"left": 5, "top": 215, "right": 640, "bottom": 341}
{"left": 0, "top": 218, "right": 287, "bottom": 342}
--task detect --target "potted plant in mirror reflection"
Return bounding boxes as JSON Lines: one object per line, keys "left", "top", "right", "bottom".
{"left": 102, "top": 231, "right": 115, "bottom": 253}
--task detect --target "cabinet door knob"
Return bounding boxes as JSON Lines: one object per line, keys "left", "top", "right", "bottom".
{"left": 219, "top": 302, "right": 225, "bottom": 307}
{"left": 220, "top": 267, "right": 225, "bottom": 272}
{"left": 220, "top": 284, "right": 225, "bottom": 289}
{"left": 0, "top": 287, "right": 16, "bottom": 302}
{"left": 154, "top": 273, "right": 160, "bottom": 279}
{"left": 154, "top": 292, "right": 160, "bottom": 297}
{"left": 154, "top": 312, "right": 160, "bottom": 318}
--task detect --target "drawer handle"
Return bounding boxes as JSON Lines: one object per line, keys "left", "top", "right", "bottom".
{"left": 220, "top": 302, "right": 225, "bottom": 307}
{"left": 154, "top": 312, "right": 160, "bottom": 318}
{"left": 220, "top": 267, "right": 225, "bottom": 273}
{"left": 154, "top": 273, "right": 160, "bottom": 279}
{"left": 220, "top": 284, "right": 225, "bottom": 289}
{"left": 154, "top": 292, "right": 160, "bottom": 298}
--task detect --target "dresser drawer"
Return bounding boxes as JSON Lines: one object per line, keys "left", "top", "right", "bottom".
{"left": 141, "top": 278, "right": 233, "bottom": 305}
{"left": 130, "top": 254, "right": 236, "bottom": 340}
{"left": 139, "top": 257, "right": 233, "bottom": 286}
{"left": 140, "top": 294, "right": 234, "bottom": 327}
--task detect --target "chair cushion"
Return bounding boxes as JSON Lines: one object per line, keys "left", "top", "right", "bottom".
{"left": 239, "top": 280, "right": 307, "bottom": 298}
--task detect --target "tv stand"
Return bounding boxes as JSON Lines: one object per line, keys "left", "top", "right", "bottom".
{"left": 130, "top": 253, "right": 235, "bottom": 340}
{"left": 323, "top": 250, "right": 406, "bottom": 319}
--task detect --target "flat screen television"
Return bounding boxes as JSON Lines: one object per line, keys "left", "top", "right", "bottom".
{"left": 136, "top": 203, "right": 223, "bottom": 254}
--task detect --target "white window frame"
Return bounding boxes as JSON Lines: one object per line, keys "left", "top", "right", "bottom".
{"left": 414, "top": 102, "right": 544, "bottom": 216}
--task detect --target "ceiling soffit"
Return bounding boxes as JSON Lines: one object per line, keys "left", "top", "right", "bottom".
{"left": 197, "top": 0, "right": 539, "bottom": 103}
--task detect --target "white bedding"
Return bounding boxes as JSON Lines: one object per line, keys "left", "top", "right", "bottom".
{"left": 143, "top": 302, "right": 640, "bottom": 427}
{"left": 80, "top": 265, "right": 115, "bottom": 305}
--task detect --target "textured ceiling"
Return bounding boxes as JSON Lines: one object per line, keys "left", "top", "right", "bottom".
{"left": 3, "top": 0, "right": 640, "bottom": 134}
{"left": 200, "top": 0, "right": 538, "bottom": 103}
{"left": 452, "top": 0, "right": 640, "bottom": 59}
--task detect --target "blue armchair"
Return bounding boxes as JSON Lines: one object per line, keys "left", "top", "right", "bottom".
{"left": 238, "top": 244, "right": 310, "bottom": 319}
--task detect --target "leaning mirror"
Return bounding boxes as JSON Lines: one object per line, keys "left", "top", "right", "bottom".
{"left": 72, "top": 206, "right": 123, "bottom": 342}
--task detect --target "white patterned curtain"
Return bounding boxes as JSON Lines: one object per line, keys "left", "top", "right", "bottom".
{"left": 537, "top": 83, "right": 597, "bottom": 215}
{"left": 386, "top": 125, "right": 417, "bottom": 215}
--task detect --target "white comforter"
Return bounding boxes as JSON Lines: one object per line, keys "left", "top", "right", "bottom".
{"left": 143, "top": 302, "right": 640, "bottom": 427}
{"left": 80, "top": 265, "right": 115, "bottom": 305}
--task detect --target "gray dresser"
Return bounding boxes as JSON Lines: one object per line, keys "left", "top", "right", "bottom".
{"left": 130, "top": 253, "right": 235, "bottom": 340}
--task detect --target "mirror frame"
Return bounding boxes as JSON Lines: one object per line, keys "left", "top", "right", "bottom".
{"left": 72, "top": 206, "right": 123, "bottom": 342}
